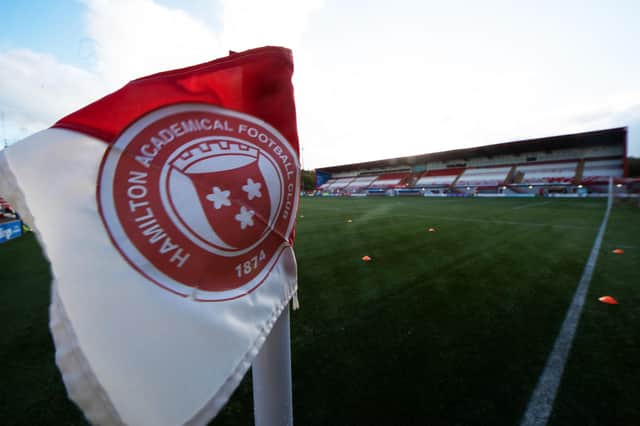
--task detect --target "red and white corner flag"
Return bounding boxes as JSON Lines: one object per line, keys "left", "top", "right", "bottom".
{"left": 0, "top": 46, "right": 300, "bottom": 425}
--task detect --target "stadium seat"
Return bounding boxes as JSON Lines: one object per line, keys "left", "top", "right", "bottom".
{"left": 516, "top": 161, "right": 577, "bottom": 185}
{"left": 581, "top": 159, "right": 623, "bottom": 183}
{"left": 415, "top": 167, "right": 465, "bottom": 187}
{"left": 369, "top": 172, "right": 411, "bottom": 189}
{"left": 456, "top": 166, "right": 512, "bottom": 187}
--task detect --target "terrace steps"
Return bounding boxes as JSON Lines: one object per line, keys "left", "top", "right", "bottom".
{"left": 449, "top": 170, "right": 464, "bottom": 188}
{"left": 575, "top": 159, "right": 585, "bottom": 183}
{"left": 504, "top": 165, "right": 517, "bottom": 184}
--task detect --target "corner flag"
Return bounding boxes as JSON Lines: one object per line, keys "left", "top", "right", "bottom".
{"left": 0, "top": 46, "right": 300, "bottom": 425}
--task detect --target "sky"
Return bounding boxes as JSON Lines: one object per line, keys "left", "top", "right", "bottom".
{"left": 1, "top": 0, "right": 639, "bottom": 169}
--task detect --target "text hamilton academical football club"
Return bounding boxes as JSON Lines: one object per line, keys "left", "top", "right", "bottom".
{"left": 121, "top": 116, "right": 297, "bottom": 269}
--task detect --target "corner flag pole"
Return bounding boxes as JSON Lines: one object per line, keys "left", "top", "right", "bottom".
{"left": 608, "top": 176, "right": 613, "bottom": 208}
{"left": 252, "top": 305, "right": 293, "bottom": 426}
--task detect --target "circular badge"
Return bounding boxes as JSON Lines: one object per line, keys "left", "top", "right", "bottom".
{"left": 98, "top": 104, "right": 299, "bottom": 301}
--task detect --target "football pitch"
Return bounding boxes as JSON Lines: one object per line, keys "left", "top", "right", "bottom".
{"left": 1, "top": 197, "right": 638, "bottom": 425}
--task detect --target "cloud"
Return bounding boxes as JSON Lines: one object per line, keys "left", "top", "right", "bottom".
{"left": 0, "top": 48, "right": 107, "bottom": 141}
{"left": 1, "top": 0, "right": 321, "bottom": 146}
{"left": 84, "top": 0, "right": 224, "bottom": 88}
{"left": 82, "top": 0, "right": 321, "bottom": 87}
{"left": 7, "top": 0, "right": 635, "bottom": 165}
{"left": 568, "top": 104, "right": 640, "bottom": 157}
{"left": 1, "top": 0, "right": 225, "bottom": 142}
{"left": 220, "top": 0, "right": 321, "bottom": 51}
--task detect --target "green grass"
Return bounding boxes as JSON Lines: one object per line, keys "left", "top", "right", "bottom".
{"left": 0, "top": 233, "right": 85, "bottom": 425}
{"left": 1, "top": 197, "right": 638, "bottom": 425}
{"left": 550, "top": 200, "right": 640, "bottom": 426}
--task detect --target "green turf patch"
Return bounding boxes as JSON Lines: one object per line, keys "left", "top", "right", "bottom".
{"left": 2, "top": 197, "right": 635, "bottom": 425}
{"left": 549, "top": 201, "right": 640, "bottom": 426}
{"left": 217, "top": 197, "right": 610, "bottom": 425}
{"left": 0, "top": 233, "right": 86, "bottom": 425}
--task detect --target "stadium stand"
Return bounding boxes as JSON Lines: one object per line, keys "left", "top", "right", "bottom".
{"left": 516, "top": 161, "right": 578, "bottom": 185}
{"left": 456, "top": 166, "right": 512, "bottom": 187}
{"left": 369, "top": 172, "right": 411, "bottom": 189}
{"left": 318, "top": 179, "right": 336, "bottom": 190}
{"left": 582, "top": 158, "right": 624, "bottom": 183}
{"left": 326, "top": 176, "right": 355, "bottom": 191}
{"left": 315, "top": 127, "right": 631, "bottom": 196}
{"left": 0, "top": 195, "right": 20, "bottom": 233}
{"left": 344, "top": 175, "right": 378, "bottom": 192}
{"left": 415, "top": 168, "right": 464, "bottom": 187}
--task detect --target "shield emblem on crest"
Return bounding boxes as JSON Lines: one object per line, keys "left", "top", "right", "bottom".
{"left": 162, "top": 139, "right": 282, "bottom": 255}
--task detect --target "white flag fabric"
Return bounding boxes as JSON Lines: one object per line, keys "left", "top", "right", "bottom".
{"left": 0, "top": 46, "right": 300, "bottom": 425}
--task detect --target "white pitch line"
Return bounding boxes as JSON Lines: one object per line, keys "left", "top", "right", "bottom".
{"left": 512, "top": 201, "right": 551, "bottom": 210}
{"left": 520, "top": 187, "right": 613, "bottom": 426}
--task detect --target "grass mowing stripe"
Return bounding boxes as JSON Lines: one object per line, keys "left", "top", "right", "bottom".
{"left": 520, "top": 192, "right": 613, "bottom": 426}
{"left": 512, "top": 201, "right": 551, "bottom": 210}
{"left": 0, "top": 197, "right": 613, "bottom": 425}
{"left": 394, "top": 213, "right": 593, "bottom": 230}
{"left": 283, "top": 198, "right": 599, "bottom": 426}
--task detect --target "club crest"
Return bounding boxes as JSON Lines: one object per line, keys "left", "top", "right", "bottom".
{"left": 98, "top": 104, "right": 299, "bottom": 301}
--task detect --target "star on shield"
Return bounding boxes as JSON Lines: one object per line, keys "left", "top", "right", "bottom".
{"left": 235, "top": 206, "right": 255, "bottom": 229}
{"left": 242, "top": 178, "right": 262, "bottom": 200}
{"left": 206, "top": 186, "right": 231, "bottom": 209}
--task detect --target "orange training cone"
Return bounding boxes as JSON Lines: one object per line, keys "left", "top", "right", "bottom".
{"left": 598, "top": 296, "right": 619, "bottom": 305}
{"left": 362, "top": 255, "right": 371, "bottom": 262}
{"left": 612, "top": 248, "right": 624, "bottom": 254}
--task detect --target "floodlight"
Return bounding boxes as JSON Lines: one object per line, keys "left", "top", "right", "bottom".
{"left": 616, "top": 183, "right": 622, "bottom": 188}
{"left": 578, "top": 184, "right": 583, "bottom": 188}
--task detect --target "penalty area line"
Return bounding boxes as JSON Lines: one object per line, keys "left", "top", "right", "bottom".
{"left": 520, "top": 189, "right": 613, "bottom": 426}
